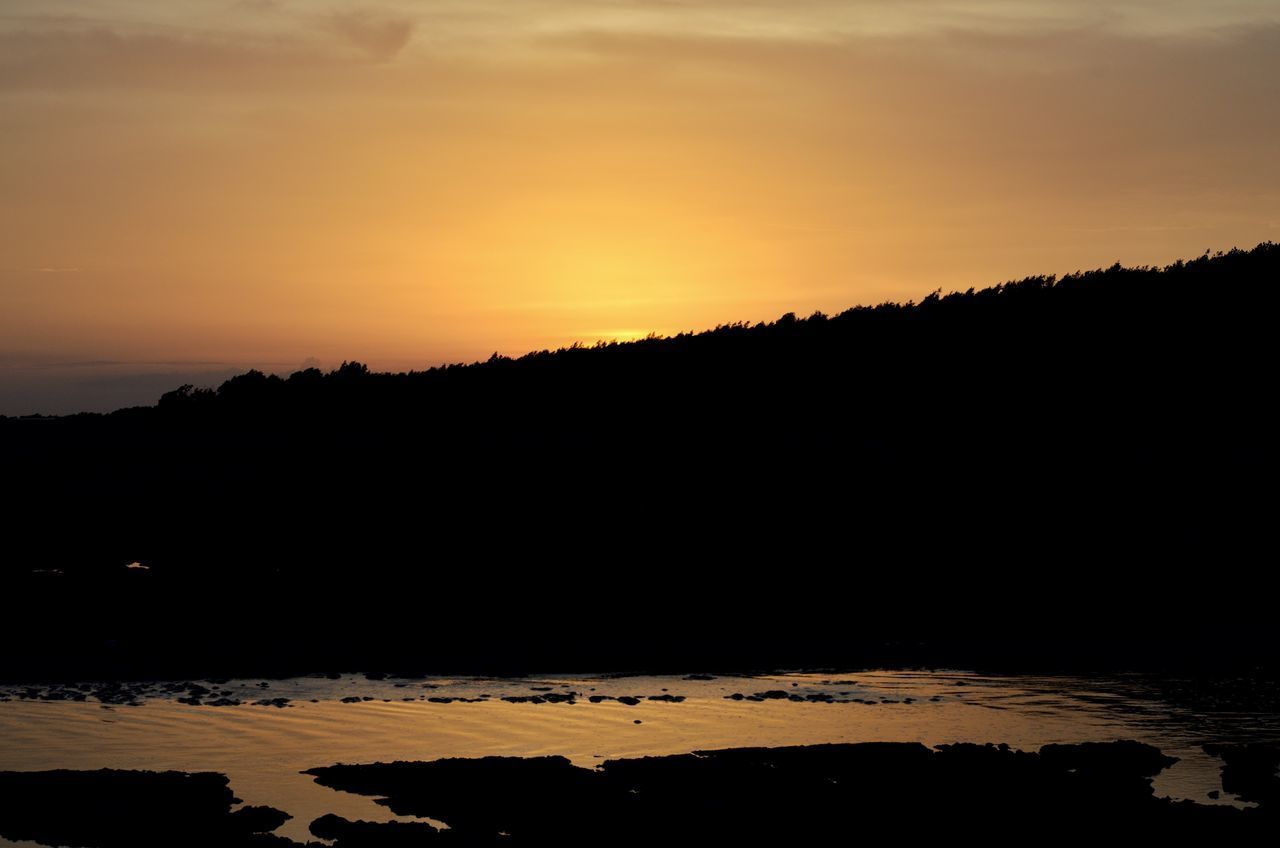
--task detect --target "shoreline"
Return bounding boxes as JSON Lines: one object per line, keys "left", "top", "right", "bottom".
{"left": 1, "top": 740, "right": 1275, "bottom": 846}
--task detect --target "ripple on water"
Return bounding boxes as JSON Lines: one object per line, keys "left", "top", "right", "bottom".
{"left": 2, "top": 670, "right": 1277, "bottom": 844}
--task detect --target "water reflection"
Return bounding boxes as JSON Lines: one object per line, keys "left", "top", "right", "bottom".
{"left": 2, "top": 670, "right": 1277, "bottom": 845}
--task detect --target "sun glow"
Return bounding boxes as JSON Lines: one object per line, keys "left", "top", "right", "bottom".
{"left": 3, "top": 1, "right": 1279, "bottom": 413}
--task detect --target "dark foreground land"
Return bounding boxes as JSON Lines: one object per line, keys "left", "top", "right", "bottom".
{"left": 2, "top": 244, "right": 1277, "bottom": 679}
{"left": 1, "top": 741, "right": 1276, "bottom": 846}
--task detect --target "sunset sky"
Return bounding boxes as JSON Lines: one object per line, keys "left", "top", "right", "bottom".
{"left": 2, "top": 1, "right": 1278, "bottom": 413}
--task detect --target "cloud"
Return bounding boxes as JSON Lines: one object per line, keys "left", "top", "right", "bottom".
{"left": 0, "top": 27, "right": 330, "bottom": 92}
{"left": 321, "top": 9, "right": 415, "bottom": 61}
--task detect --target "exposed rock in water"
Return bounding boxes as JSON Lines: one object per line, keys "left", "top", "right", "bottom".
{"left": 301, "top": 741, "right": 1277, "bottom": 843}
{"left": 1204, "top": 743, "right": 1280, "bottom": 807}
{"left": 0, "top": 769, "right": 294, "bottom": 847}
{"left": 309, "top": 813, "right": 439, "bottom": 846}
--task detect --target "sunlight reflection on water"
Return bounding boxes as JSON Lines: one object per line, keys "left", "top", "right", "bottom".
{"left": 2, "top": 670, "right": 1277, "bottom": 845}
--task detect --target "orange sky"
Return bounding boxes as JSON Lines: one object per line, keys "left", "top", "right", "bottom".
{"left": 2, "top": 1, "right": 1278, "bottom": 413}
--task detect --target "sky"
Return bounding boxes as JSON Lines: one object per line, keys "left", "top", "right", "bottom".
{"left": 2, "top": 1, "right": 1278, "bottom": 414}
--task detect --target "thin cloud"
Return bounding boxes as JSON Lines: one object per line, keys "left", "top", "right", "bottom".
{"left": 0, "top": 27, "right": 332, "bottom": 91}
{"left": 321, "top": 9, "right": 415, "bottom": 61}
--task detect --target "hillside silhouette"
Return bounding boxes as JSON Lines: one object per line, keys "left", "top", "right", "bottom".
{"left": 2, "top": 244, "right": 1277, "bottom": 678}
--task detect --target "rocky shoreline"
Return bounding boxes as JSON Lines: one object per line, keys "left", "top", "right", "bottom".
{"left": 1, "top": 741, "right": 1275, "bottom": 846}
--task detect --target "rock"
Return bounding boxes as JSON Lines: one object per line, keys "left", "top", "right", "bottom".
{"left": 297, "top": 740, "right": 1259, "bottom": 842}
{"left": 227, "top": 805, "right": 291, "bottom": 833}
{"left": 0, "top": 769, "right": 291, "bottom": 848}
{"left": 309, "top": 813, "right": 439, "bottom": 846}
{"left": 1203, "top": 743, "right": 1280, "bottom": 807}
{"left": 253, "top": 697, "right": 290, "bottom": 708}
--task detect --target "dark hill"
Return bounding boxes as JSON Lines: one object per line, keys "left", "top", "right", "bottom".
{"left": 2, "top": 244, "right": 1276, "bottom": 679}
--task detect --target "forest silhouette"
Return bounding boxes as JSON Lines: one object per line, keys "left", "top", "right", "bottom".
{"left": 2, "top": 244, "right": 1276, "bottom": 678}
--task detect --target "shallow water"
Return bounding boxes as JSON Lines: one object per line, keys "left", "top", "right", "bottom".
{"left": 2, "top": 670, "right": 1277, "bottom": 845}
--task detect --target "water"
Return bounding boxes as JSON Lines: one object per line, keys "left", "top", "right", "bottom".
{"left": 2, "top": 670, "right": 1277, "bottom": 845}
